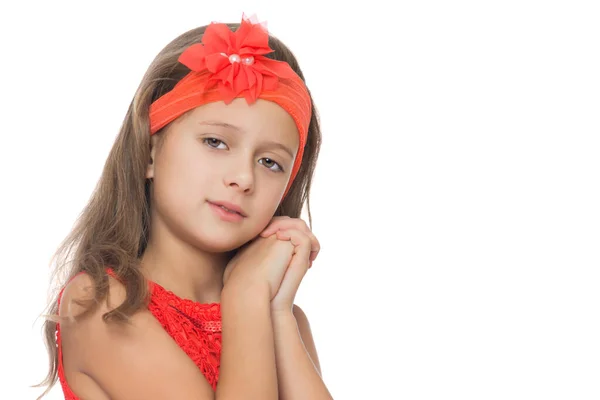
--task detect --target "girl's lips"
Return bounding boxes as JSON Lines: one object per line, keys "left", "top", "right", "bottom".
{"left": 208, "top": 200, "right": 247, "bottom": 217}
{"left": 208, "top": 201, "right": 245, "bottom": 222}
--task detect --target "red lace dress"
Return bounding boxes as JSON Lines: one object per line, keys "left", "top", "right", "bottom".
{"left": 55, "top": 269, "right": 222, "bottom": 400}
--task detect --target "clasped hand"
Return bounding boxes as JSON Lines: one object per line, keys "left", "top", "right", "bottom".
{"left": 223, "top": 216, "right": 320, "bottom": 314}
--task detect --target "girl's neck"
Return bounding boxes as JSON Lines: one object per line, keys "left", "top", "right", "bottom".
{"left": 139, "top": 233, "right": 230, "bottom": 304}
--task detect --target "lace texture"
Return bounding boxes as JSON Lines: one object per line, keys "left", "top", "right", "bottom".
{"left": 55, "top": 271, "right": 222, "bottom": 399}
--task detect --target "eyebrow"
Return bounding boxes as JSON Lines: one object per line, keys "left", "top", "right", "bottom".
{"left": 263, "top": 141, "right": 295, "bottom": 160}
{"left": 198, "top": 120, "right": 296, "bottom": 159}
{"left": 199, "top": 121, "right": 241, "bottom": 131}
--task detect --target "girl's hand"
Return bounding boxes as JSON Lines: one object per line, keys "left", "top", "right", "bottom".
{"left": 260, "top": 216, "right": 320, "bottom": 267}
{"left": 260, "top": 217, "right": 320, "bottom": 314}
{"left": 223, "top": 235, "right": 295, "bottom": 300}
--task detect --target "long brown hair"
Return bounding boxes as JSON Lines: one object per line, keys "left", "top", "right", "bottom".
{"left": 33, "top": 22, "right": 321, "bottom": 399}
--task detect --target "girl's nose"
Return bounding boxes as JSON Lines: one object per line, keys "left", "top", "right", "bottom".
{"left": 224, "top": 160, "right": 254, "bottom": 194}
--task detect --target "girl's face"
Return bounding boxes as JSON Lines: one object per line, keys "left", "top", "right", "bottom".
{"left": 146, "top": 98, "right": 299, "bottom": 252}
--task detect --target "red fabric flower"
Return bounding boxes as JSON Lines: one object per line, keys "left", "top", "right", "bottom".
{"left": 178, "top": 16, "right": 298, "bottom": 104}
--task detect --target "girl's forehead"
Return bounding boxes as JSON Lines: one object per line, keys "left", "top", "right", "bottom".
{"left": 180, "top": 99, "right": 299, "bottom": 142}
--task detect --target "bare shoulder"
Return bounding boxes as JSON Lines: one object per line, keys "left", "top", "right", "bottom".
{"left": 58, "top": 271, "right": 129, "bottom": 339}
{"left": 59, "top": 272, "right": 121, "bottom": 320}
{"left": 58, "top": 271, "right": 215, "bottom": 400}
{"left": 292, "top": 304, "right": 322, "bottom": 375}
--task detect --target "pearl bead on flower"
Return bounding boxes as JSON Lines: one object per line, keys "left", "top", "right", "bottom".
{"left": 226, "top": 53, "right": 254, "bottom": 66}
{"left": 228, "top": 54, "right": 241, "bottom": 64}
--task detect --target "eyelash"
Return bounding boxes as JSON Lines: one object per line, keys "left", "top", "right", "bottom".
{"left": 203, "top": 138, "right": 285, "bottom": 173}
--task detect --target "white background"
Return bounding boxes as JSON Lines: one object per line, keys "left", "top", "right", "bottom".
{"left": 1, "top": 0, "right": 598, "bottom": 399}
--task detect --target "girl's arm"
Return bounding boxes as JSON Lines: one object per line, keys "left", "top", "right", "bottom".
{"left": 216, "top": 281, "right": 279, "bottom": 399}
{"left": 258, "top": 217, "right": 332, "bottom": 399}
{"left": 272, "top": 305, "right": 333, "bottom": 399}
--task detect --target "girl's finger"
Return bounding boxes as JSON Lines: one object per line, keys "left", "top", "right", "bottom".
{"left": 263, "top": 219, "right": 320, "bottom": 260}
{"left": 273, "top": 230, "right": 312, "bottom": 302}
{"left": 276, "top": 229, "right": 311, "bottom": 269}
{"left": 276, "top": 229, "right": 320, "bottom": 265}
{"left": 260, "top": 216, "right": 307, "bottom": 237}
{"left": 259, "top": 216, "right": 291, "bottom": 237}
{"left": 276, "top": 230, "right": 315, "bottom": 269}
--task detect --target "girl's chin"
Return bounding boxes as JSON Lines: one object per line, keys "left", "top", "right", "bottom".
{"left": 194, "top": 232, "right": 257, "bottom": 253}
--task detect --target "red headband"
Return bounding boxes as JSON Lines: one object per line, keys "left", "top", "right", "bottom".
{"left": 149, "top": 15, "right": 312, "bottom": 198}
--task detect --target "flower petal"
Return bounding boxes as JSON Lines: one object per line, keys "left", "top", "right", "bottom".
{"left": 229, "top": 62, "right": 241, "bottom": 88}
{"left": 245, "top": 66, "right": 257, "bottom": 89}
{"left": 178, "top": 43, "right": 208, "bottom": 71}
{"left": 233, "top": 18, "right": 253, "bottom": 48}
{"left": 255, "top": 70, "right": 263, "bottom": 95}
{"left": 237, "top": 24, "right": 272, "bottom": 56}
{"left": 204, "top": 53, "right": 229, "bottom": 74}
{"left": 255, "top": 56, "right": 299, "bottom": 80}
{"left": 202, "top": 23, "right": 234, "bottom": 54}
{"left": 219, "top": 83, "right": 237, "bottom": 104}
{"left": 232, "top": 66, "right": 247, "bottom": 94}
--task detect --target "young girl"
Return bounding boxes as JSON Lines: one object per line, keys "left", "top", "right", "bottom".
{"left": 35, "top": 15, "right": 332, "bottom": 399}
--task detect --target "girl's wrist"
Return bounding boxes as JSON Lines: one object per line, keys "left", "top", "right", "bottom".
{"left": 222, "top": 280, "right": 270, "bottom": 305}
{"left": 271, "top": 305, "right": 295, "bottom": 320}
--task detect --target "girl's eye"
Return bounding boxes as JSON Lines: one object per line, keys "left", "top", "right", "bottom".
{"left": 259, "top": 158, "right": 284, "bottom": 173}
{"left": 203, "top": 138, "right": 228, "bottom": 150}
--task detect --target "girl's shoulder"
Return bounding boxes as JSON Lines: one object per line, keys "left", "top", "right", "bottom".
{"left": 57, "top": 270, "right": 129, "bottom": 398}
{"left": 58, "top": 269, "right": 215, "bottom": 399}
{"left": 58, "top": 269, "right": 124, "bottom": 319}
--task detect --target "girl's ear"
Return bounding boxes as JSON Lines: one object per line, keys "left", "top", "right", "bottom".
{"left": 146, "top": 134, "right": 159, "bottom": 179}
